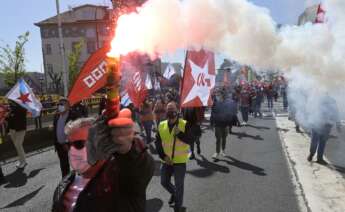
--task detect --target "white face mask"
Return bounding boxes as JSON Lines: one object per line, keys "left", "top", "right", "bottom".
{"left": 58, "top": 105, "right": 65, "bottom": 113}
{"left": 69, "top": 146, "right": 90, "bottom": 174}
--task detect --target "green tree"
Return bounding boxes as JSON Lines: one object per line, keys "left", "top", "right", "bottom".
{"left": 0, "top": 31, "right": 30, "bottom": 87}
{"left": 68, "top": 40, "right": 83, "bottom": 89}
{"left": 48, "top": 70, "right": 62, "bottom": 94}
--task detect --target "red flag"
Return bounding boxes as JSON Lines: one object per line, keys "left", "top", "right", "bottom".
{"left": 180, "top": 49, "right": 215, "bottom": 108}
{"left": 68, "top": 45, "right": 110, "bottom": 106}
{"left": 120, "top": 53, "right": 148, "bottom": 108}
{"left": 315, "top": 4, "right": 326, "bottom": 24}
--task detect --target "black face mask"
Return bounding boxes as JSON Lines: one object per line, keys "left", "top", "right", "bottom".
{"left": 167, "top": 111, "right": 178, "bottom": 119}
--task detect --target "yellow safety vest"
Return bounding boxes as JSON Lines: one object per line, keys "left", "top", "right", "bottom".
{"left": 158, "top": 119, "right": 190, "bottom": 164}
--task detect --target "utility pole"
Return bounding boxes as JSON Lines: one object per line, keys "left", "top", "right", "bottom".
{"left": 55, "top": 0, "right": 68, "bottom": 97}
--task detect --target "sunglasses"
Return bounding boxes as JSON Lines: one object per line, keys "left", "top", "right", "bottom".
{"left": 68, "top": 140, "right": 86, "bottom": 150}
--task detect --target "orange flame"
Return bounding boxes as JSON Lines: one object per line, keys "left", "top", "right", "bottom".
{"left": 107, "top": 12, "right": 148, "bottom": 58}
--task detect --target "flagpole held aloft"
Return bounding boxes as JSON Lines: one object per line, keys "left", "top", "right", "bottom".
{"left": 55, "top": 0, "right": 69, "bottom": 97}
{"left": 179, "top": 50, "right": 189, "bottom": 109}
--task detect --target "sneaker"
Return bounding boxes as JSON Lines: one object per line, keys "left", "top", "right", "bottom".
{"left": 242, "top": 122, "right": 247, "bottom": 126}
{"left": 15, "top": 162, "right": 27, "bottom": 169}
{"left": 197, "top": 146, "right": 201, "bottom": 155}
{"left": 307, "top": 154, "right": 313, "bottom": 162}
{"left": 316, "top": 159, "right": 328, "bottom": 165}
{"left": 220, "top": 151, "right": 227, "bottom": 157}
{"left": 168, "top": 195, "right": 175, "bottom": 206}
{"left": 189, "top": 153, "right": 196, "bottom": 160}
{"left": 212, "top": 153, "right": 219, "bottom": 160}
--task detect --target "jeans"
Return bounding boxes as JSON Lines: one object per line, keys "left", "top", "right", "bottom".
{"left": 9, "top": 130, "right": 26, "bottom": 164}
{"left": 282, "top": 93, "right": 288, "bottom": 110}
{"left": 267, "top": 97, "right": 273, "bottom": 110}
{"left": 254, "top": 103, "right": 262, "bottom": 117}
{"left": 215, "top": 126, "right": 228, "bottom": 153}
{"left": 142, "top": 121, "right": 153, "bottom": 144}
{"left": 161, "top": 163, "right": 186, "bottom": 209}
{"left": 240, "top": 106, "right": 249, "bottom": 122}
{"left": 310, "top": 127, "right": 331, "bottom": 160}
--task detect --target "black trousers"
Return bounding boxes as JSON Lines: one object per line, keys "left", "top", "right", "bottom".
{"left": 55, "top": 143, "right": 70, "bottom": 178}
{"left": 190, "top": 136, "right": 201, "bottom": 154}
{"left": 215, "top": 126, "right": 228, "bottom": 153}
{"left": 0, "top": 166, "right": 4, "bottom": 178}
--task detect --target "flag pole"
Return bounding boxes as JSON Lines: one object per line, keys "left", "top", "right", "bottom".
{"left": 179, "top": 49, "right": 189, "bottom": 109}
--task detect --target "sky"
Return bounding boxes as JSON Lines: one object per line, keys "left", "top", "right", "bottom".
{"left": 0, "top": 0, "right": 315, "bottom": 73}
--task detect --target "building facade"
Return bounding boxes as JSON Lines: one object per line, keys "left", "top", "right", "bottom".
{"left": 35, "top": 4, "right": 113, "bottom": 93}
{"left": 298, "top": 4, "right": 319, "bottom": 25}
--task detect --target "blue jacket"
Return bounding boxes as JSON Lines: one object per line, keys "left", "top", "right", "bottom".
{"left": 210, "top": 98, "right": 238, "bottom": 127}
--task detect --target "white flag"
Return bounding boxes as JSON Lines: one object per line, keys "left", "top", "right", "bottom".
{"left": 121, "top": 92, "right": 132, "bottom": 107}
{"left": 145, "top": 75, "right": 153, "bottom": 90}
{"left": 6, "top": 79, "right": 42, "bottom": 117}
{"left": 154, "top": 79, "right": 161, "bottom": 90}
{"left": 163, "top": 64, "right": 176, "bottom": 79}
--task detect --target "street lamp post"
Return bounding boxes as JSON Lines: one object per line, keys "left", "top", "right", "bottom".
{"left": 55, "top": 0, "right": 69, "bottom": 97}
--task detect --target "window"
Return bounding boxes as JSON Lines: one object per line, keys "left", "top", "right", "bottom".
{"left": 87, "top": 41, "right": 96, "bottom": 54}
{"left": 46, "top": 64, "right": 53, "bottom": 73}
{"left": 86, "top": 28, "right": 96, "bottom": 38}
{"left": 82, "top": 10, "right": 93, "bottom": 19}
{"left": 45, "top": 44, "right": 52, "bottom": 55}
{"left": 72, "top": 42, "right": 79, "bottom": 52}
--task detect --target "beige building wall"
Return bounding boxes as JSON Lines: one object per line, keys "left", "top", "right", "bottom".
{"left": 36, "top": 5, "right": 113, "bottom": 92}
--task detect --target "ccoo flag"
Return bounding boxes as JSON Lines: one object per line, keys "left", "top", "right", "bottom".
{"left": 68, "top": 45, "right": 110, "bottom": 106}
{"left": 180, "top": 49, "right": 215, "bottom": 108}
{"left": 6, "top": 79, "right": 42, "bottom": 117}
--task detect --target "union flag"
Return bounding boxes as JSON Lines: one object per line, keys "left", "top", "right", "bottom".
{"left": 180, "top": 49, "right": 215, "bottom": 108}
{"left": 68, "top": 45, "right": 110, "bottom": 106}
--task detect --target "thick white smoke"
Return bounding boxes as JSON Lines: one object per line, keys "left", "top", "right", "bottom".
{"left": 110, "top": 0, "right": 345, "bottom": 128}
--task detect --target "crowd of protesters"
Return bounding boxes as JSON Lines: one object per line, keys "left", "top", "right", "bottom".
{"left": 0, "top": 74, "right": 342, "bottom": 212}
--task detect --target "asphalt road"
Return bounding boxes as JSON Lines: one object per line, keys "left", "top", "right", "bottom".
{"left": 0, "top": 112, "right": 301, "bottom": 212}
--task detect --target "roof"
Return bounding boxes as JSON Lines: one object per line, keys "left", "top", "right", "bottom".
{"left": 35, "top": 4, "right": 110, "bottom": 27}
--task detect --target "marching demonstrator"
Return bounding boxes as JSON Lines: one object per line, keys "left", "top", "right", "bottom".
{"left": 155, "top": 101, "right": 191, "bottom": 212}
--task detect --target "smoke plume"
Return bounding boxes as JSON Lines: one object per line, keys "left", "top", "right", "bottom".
{"left": 109, "top": 0, "right": 345, "bottom": 128}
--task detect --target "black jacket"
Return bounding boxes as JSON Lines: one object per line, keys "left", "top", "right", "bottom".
{"left": 7, "top": 103, "right": 27, "bottom": 131}
{"left": 210, "top": 98, "right": 238, "bottom": 127}
{"left": 52, "top": 138, "right": 154, "bottom": 212}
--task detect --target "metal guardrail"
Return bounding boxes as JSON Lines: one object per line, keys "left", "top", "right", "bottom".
{"left": 0, "top": 96, "right": 103, "bottom": 117}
